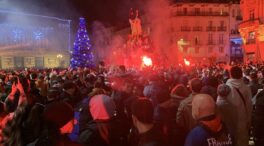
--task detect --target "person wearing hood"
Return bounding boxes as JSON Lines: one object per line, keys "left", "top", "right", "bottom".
{"left": 185, "top": 94, "right": 233, "bottom": 146}
{"left": 225, "top": 66, "right": 252, "bottom": 146}
{"left": 216, "top": 84, "right": 237, "bottom": 138}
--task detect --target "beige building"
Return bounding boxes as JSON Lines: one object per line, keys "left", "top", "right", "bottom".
{"left": 0, "top": 11, "right": 71, "bottom": 69}
{"left": 170, "top": 1, "right": 242, "bottom": 63}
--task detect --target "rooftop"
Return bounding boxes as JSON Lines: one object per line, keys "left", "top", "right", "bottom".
{"left": 173, "top": 0, "right": 240, "bottom": 4}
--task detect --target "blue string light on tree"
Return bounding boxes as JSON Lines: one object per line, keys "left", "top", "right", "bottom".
{"left": 70, "top": 17, "right": 95, "bottom": 68}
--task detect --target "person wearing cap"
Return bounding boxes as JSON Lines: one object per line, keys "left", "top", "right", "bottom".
{"left": 226, "top": 66, "right": 252, "bottom": 146}
{"left": 131, "top": 98, "right": 167, "bottom": 146}
{"left": 185, "top": 94, "right": 233, "bottom": 146}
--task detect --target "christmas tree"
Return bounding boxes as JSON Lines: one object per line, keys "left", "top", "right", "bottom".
{"left": 70, "top": 17, "right": 95, "bottom": 68}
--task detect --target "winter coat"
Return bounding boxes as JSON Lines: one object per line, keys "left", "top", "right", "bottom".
{"left": 176, "top": 93, "right": 197, "bottom": 138}
{"left": 253, "top": 90, "right": 264, "bottom": 146}
{"left": 216, "top": 96, "right": 237, "bottom": 137}
{"left": 249, "top": 80, "right": 263, "bottom": 97}
{"left": 138, "top": 125, "right": 168, "bottom": 146}
{"left": 226, "top": 78, "right": 252, "bottom": 146}
{"left": 78, "top": 120, "right": 123, "bottom": 146}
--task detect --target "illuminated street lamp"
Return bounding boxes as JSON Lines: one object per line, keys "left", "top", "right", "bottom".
{"left": 57, "top": 54, "right": 63, "bottom": 67}
{"left": 57, "top": 54, "right": 63, "bottom": 59}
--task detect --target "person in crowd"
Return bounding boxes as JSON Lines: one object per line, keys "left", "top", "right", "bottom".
{"left": 249, "top": 71, "right": 263, "bottom": 97}
{"left": 252, "top": 85, "right": 264, "bottom": 146}
{"left": 200, "top": 76, "right": 218, "bottom": 101}
{"left": 78, "top": 94, "right": 120, "bottom": 146}
{"left": 170, "top": 84, "right": 190, "bottom": 145}
{"left": 216, "top": 84, "right": 237, "bottom": 137}
{"left": 60, "top": 81, "right": 83, "bottom": 108}
{"left": 176, "top": 78, "right": 202, "bottom": 140}
{"left": 131, "top": 98, "right": 167, "bottom": 146}
{"left": 225, "top": 66, "right": 252, "bottom": 146}
{"left": 185, "top": 94, "right": 233, "bottom": 146}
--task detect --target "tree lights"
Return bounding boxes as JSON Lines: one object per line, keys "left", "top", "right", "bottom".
{"left": 70, "top": 17, "right": 95, "bottom": 68}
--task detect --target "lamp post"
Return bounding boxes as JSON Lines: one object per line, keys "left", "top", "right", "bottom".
{"left": 57, "top": 54, "right": 63, "bottom": 67}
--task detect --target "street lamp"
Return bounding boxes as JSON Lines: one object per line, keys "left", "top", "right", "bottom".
{"left": 57, "top": 54, "right": 63, "bottom": 67}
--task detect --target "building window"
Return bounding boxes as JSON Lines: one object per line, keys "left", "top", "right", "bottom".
{"left": 232, "top": 9, "right": 235, "bottom": 17}
{"left": 219, "top": 34, "right": 224, "bottom": 44}
{"left": 195, "top": 36, "right": 199, "bottom": 45}
{"left": 195, "top": 8, "right": 200, "bottom": 15}
{"left": 209, "top": 8, "right": 212, "bottom": 14}
{"left": 209, "top": 47, "right": 213, "bottom": 53}
{"left": 209, "top": 21, "right": 213, "bottom": 27}
{"left": 247, "top": 31, "right": 256, "bottom": 44}
{"left": 219, "top": 47, "right": 224, "bottom": 53}
{"left": 220, "top": 21, "right": 224, "bottom": 27}
{"left": 250, "top": 10, "right": 255, "bottom": 20}
{"left": 237, "top": 9, "right": 241, "bottom": 17}
{"left": 195, "top": 47, "right": 200, "bottom": 54}
{"left": 220, "top": 9, "right": 223, "bottom": 15}
{"left": 183, "top": 8, "right": 187, "bottom": 15}
{"left": 249, "top": 31, "right": 255, "bottom": 39}
{"left": 208, "top": 33, "right": 213, "bottom": 44}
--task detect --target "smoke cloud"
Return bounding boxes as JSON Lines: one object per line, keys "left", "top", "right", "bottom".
{"left": 144, "top": 0, "right": 177, "bottom": 65}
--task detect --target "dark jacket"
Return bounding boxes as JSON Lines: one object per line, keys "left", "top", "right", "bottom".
{"left": 138, "top": 125, "right": 167, "bottom": 146}
{"left": 78, "top": 119, "right": 123, "bottom": 146}
{"left": 254, "top": 90, "right": 264, "bottom": 146}
{"left": 249, "top": 80, "right": 263, "bottom": 97}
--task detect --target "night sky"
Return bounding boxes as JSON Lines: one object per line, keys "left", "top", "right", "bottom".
{"left": 2, "top": 0, "right": 144, "bottom": 27}
{"left": 1, "top": 0, "right": 239, "bottom": 27}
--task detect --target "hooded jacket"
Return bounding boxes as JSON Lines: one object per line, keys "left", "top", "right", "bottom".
{"left": 225, "top": 78, "right": 252, "bottom": 146}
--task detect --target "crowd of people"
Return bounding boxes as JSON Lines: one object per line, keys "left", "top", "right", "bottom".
{"left": 0, "top": 62, "right": 263, "bottom": 146}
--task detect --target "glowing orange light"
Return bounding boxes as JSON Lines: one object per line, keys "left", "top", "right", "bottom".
{"left": 184, "top": 58, "right": 190, "bottom": 66}
{"left": 142, "top": 56, "right": 153, "bottom": 67}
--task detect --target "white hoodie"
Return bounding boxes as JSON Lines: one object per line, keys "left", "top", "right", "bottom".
{"left": 226, "top": 78, "right": 252, "bottom": 146}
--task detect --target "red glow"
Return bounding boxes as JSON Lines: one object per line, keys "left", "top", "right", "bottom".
{"left": 142, "top": 56, "right": 153, "bottom": 67}
{"left": 184, "top": 58, "right": 190, "bottom": 66}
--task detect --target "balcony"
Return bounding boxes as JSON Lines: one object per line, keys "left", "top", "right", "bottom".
{"left": 208, "top": 40, "right": 215, "bottom": 45}
{"left": 206, "top": 26, "right": 216, "bottom": 31}
{"left": 181, "top": 26, "right": 191, "bottom": 31}
{"left": 246, "top": 39, "right": 256, "bottom": 44}
{"left": 240, "top": 18, "right": 264, "bottom": 28}
{"left": 217, "top": 26, "right": 227, "bottom": 31}
{"left": 193, "top": 26, "right": 203, "bottom": 31}
{"left": 174, "top": 11, "right": 229, "bottom": 17}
